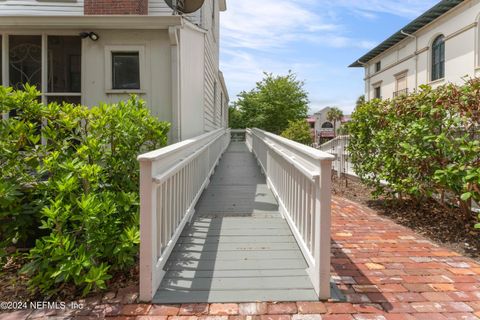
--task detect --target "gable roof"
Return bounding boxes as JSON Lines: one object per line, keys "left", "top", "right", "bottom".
{"left": 349, "top": 0, "right": 464, "bottom": 68}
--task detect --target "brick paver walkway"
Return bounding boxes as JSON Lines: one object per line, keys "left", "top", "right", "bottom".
{"left": 2, "top": 196, "right": 480, "bottom": 320}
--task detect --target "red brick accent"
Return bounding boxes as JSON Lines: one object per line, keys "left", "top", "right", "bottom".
{"left": 296, "top": 302, "right": 327, "bottom": 314}
{"left": 209, "top": 304, "right": 239, "bottom": 316}
{"left": 325, "top": 303, "right": 356, "bottom": 314}
{"left": 179, "top": 304, "right": 210, "bottom": 316}
{"left": 267, "top": 303, "right": 298, "bottom": 315}
{"left": 149, "top": 305, "right": 180, "bottom": 316}
{"left": 84, "top": 0, "right": 148, "bottom": 15}
{"left": 121, "top": 304, "right": 152, "bottom": 315}
{"left": 238, "top": 303, "right": 268, "bottom": 315}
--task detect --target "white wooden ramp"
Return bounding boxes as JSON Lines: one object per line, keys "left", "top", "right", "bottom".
{"left": 153, "top": 142, "right": 318, "bottom": 303}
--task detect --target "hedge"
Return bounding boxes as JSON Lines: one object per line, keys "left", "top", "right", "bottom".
{"left": 348, "top": 79, "right": 480, "bottom": 228}
{"left": 0, "top": 85, "right": 170, "bottom": 296}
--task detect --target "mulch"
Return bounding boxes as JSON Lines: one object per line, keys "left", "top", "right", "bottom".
{"left": 0, "top": 256, "right": 138, "bottom": 303}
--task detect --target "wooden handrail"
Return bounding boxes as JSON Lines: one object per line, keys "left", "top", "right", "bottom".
{"left": 247, "top": 128, "right": 333, "bottom": 299}
{"left": 138, "top": 128, "right": 230, "bottom": 301}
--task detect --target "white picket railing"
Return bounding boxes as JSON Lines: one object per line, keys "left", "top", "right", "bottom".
{"left": 246, "top": 128, "right": 334, "bottom": 299}
{"left": 137, "top": 128, "right": 230, "bottom": 301}
{"left": 318, "top": 135, "right": 356, "bottom": 178}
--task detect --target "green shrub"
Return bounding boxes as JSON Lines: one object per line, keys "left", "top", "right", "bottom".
{"left": 281, "top": 119, "right": 313, "bottom": 145}
{"left": 0, "top": 85, "right": 46, "bottom": 254}
{"left": 0, "top": 85, "right": 170, "bottom": 296}
{"left": 348, "top": 79, "right": 480, "bottom": 226}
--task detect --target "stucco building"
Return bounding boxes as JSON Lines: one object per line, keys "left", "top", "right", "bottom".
{"left": 312, "top": 107, "right": 350, "bottom": 144}
{"left": 0, "top": 0, "right": 228, "bottom": 143}
{"left": 350, "top": 0, "right": 479, "bottom": 101}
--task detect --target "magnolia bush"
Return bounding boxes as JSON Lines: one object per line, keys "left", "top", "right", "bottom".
{"left": 348, "top": 79, "right": 480, "bottom": 227}
{"left": 0, "top": 85, "right": 170, "bottom": 296}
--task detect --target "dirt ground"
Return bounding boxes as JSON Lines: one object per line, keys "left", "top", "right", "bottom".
{"left": 0, "top": 255, "right": 138, "bottom": 301}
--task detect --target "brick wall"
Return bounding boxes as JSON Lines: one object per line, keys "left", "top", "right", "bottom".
{"left": 84, "top": 0, "right": 148, "bottom": 15}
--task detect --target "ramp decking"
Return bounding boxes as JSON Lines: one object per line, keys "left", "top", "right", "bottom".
{"left": 153, "top": 142, "right": 317, "bottom": 303}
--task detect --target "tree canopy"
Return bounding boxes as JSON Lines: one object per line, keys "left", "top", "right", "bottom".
{"left": 229, "top": 72, "right": 309, "bottom": 135}
{"left": 281, "top": 119, "right": 312, "bottom": 145}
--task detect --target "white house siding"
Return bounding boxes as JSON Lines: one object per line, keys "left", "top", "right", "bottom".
{"left": 219, "top": 71, "right": 229, "bottom": 128}
{"left": 82, "top": 29, "right": 172, "bottom": 124}
{"left": 148, "top": 0, "right": 223, "bottom": 134}
{"left": 0, "top": 0, "right": 227, "bottom": 142}
{"left": 364, "top": 0, "right": 480, "bottom": 101}
{"left": 202, "top": 0, "right": 221, "bottom": 132}
{"left": 179, "top": 26, "right": 206, "bottom": 140}
{"left": 0, "top": 0, "right": 84, "bottom": 15}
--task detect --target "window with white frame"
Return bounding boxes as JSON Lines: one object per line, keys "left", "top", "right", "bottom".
{"left": 112, "top": 52, "right": 140, "bottom": 90}
{"left": 374, "top": 86, "right": 381, "bottom": 99}
{"left": 9, "top": 35, "right": 42, "bottom": 91}
{"left": 3, "top": 34, "right": 82, "bottom": 115}
{"left": 47, "top": 36, "right": 81, "bottom": 104}
{"left": 431, "top": 35, "right": 445, "bottom": 81}
{"left": 105, "top": 45, "right": 145, "bottom": 92}
{"left": 394, "top": 72, "right": 408, "bottom": 97}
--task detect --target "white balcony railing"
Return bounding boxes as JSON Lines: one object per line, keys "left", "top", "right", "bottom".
{"left": 138, "top": 128, "right": 230, "bottom": 301}
{"left": 246, "top": 128, "right": 334, "bottom": 299}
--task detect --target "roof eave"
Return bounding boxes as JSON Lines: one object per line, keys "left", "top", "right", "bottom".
{"left": 348, "top": 0, "right": 464, "bottom": 67}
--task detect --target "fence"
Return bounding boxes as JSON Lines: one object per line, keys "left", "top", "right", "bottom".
{"left": 137, "top": 128, "right": 230, "bottom": 301}
{"left": 318, "top": 135, "right": 355, "bottom": 178}
{"left": 246, "top": 128, "right": 334, "bottom": 299}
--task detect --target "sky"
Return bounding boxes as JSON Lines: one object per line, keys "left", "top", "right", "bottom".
{"left": 219, "top": 0, "right": 439, "bottom": 115}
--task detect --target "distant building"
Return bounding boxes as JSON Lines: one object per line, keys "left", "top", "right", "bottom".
{"left": 314, "top": 107, "right": 334, "bottom": 141}
{"left": 350, "top": 0, "right": 477, "bottom": 101}
{"left": 306, "top": 116, "right": 316, "bottom": 142}
{"left": 312, "top": 107, "right": 350, "bottom": 144}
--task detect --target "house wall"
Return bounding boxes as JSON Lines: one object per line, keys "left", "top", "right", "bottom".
{"left": 0, "top": 0, "right": 228, "bottom": 142}
{"left": 202, "top": 0, "right": 221, "bottom": 132}
{"left": 82, "top": 29, "right": 172, "bottom": 123}
{"left": 0, "top": 0, "right": 201, "bottom": 21}
{"left": 179, "top": 26, "right": 205, "bottom": 140}
{"left": 314, "top": 107, "right": 332, "bottom": 134}
{"left": 219, "top": 71, "right": 229, "bottom": 128}
{"left": 364, "top": 0, "right": 480, "bottom": 101}
{"left": 0, "top": 0, "right": 84, "bottom": 15}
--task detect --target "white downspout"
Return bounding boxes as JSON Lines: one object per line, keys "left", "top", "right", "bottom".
{"left": 169, "top": 26, "right": 181, "bottom": 143}
{"left": 401, "top": 30, "right": 418, "bottom": 91}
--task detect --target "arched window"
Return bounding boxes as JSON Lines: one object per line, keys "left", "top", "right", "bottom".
{"left": 321, "top": 122, "right": 333, "bottom": 129}
{"left": 431, "top": 35, "right": 445, "bottom": 81}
